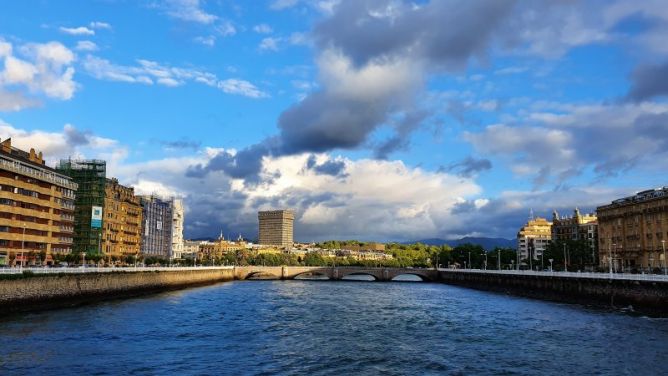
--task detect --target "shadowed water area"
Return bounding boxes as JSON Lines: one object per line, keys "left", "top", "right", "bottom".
{"left": 1, "top": 279, "right": 667, "bottom": 375}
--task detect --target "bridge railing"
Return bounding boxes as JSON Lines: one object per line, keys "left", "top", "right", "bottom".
{"left": 438, "top": 268, "right": 668, "bottom": 282}
{"left": 0, "top": 266, "right": 234, "bottom": 275}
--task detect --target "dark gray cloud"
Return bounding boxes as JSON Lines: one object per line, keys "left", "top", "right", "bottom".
{"left": 64, "top": 125, "right": 93, "bottom": 146}
{"left": 185, "top": 140, "right": 279, "bottom": 183}
{"left": 627, "top": 61, "right": 668, "bottom": 102}
{"left": 161, "top": 138, "right": 202, "bottom": 150}
{"left": 444, "top": 156, "right": 492, "bottom": 177}
{"left": 187, "top": 0, "right": 521, "bottom": 183}
{"left": 305, "top": 155, "right": 347, "bottom": 177}
{"left": 375, "top": 109, "right": 432, "bottom": 159}
{"left": 278, "top": 92, "right": 391, "bottom": 154}
{"left": 314, "top": 0, "right": 516, "bottom": 69}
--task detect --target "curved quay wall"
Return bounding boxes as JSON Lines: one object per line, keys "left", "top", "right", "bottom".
{"left": 438, "top": 270, "right": 668, "bottom": 316}
{"left": 0, "top": 268, "right": 235, "bottom": 314}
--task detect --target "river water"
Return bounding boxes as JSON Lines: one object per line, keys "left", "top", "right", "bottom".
{"left": 1, "top": 280, "right": 667, "bottom": 375}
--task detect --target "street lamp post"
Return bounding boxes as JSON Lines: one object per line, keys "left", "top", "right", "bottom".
{"left": 609, "top": 242, "right": 615, "bottom": 277}
{"left": 468, "top": 251, "right": 471, "bottom": 269}
{"left": 563, "top": 243, "right": 568, "bottom": 272}
{"left": 662, "top": 240, "right": 666, "bottom": 276}
{"left": 497, "top": 249, "right": 501, "bottom": 270}
{"left": 549, "top": 258, "right": 554, "bottom": 272}
{"left": 20, "top": 223, "right": 26, "bottom": 272}
{"left": 483, "top": 253, "right": 487, "bottom": 270}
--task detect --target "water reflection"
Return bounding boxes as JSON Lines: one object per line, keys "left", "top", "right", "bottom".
{"left": 341, "top": 274, "right": 376, "bottom": 281}
{"left": 294, "top": 273, "right": 329, "bottom": 280}
{"left": 2, "top": 281, "right": 668, "bottom": 375}
{"left": 391, "top": 274, "right": 424, "bottom": 282}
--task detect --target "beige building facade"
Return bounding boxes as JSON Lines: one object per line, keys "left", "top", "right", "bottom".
{"left": 552, "top": 208, "right": 598, "bottom": 250}
{"left": 597, "top": 187, "right": 668, "bottom": 272}
{"left": 101, "top": 178, "right": 142, "bottom": 258}
{"left": 258, "top": 209, "right": 294, "bottom": 248}
{"left": 517, "top": 217, "right": 552, "bottom": 262}
{"left": 0, "top": 139, "right": 77, "bottom": 266}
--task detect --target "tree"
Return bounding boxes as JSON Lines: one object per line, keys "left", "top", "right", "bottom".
{"left": 487, "top": 247, "right": 517, "bottom": 270}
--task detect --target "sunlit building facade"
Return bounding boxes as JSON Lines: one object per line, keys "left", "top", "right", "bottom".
{"left": 0, "top": 139, "right": 76, "bottom": 266}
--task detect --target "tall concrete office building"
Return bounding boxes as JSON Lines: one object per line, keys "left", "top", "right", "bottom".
{"left": 258, "top": 209, "right": 294, "bottom": 248}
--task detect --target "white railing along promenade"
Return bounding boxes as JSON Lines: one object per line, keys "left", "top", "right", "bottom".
{"left": 438, "top": 268, "right": 668, "bottom": 282}
{"left": 0, "top": 266, "right": 234, "bottom": 275}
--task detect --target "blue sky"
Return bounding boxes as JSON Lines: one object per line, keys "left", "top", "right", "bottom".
{"left": 1, "top": 0, "right": 668, "bottom": 241}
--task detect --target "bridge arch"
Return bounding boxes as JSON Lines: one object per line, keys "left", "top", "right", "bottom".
{"left": 340, "top": 271, "right": 380, "bottom": 281}
{"left": 390, "top": 273, "right": 432, "bottom": 282}
{"left": 244, "top": 271, "right": 281, "bottom": 280}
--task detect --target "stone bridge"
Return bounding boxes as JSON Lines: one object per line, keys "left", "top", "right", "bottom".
{"left": 233, "top": 266, "right": 438, "bottom": 282}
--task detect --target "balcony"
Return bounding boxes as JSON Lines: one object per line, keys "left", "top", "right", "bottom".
{"left": 59, "top": 226, "right": 74, "bottom": 233}
{"left": 61, "top": 214, "right": 75, "bottom": 221}
{"left": 58, "top": 237, "right": 73, "bottom": 244}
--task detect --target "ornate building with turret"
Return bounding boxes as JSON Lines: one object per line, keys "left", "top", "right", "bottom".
{"left": 551, "top": 208, "right": 598, "bottom": 250}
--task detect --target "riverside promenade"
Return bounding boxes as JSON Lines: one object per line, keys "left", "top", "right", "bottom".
{"left": 2, "top": 266, "right": 667, "bottom": 315}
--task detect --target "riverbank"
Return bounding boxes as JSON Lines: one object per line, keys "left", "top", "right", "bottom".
{"left": 0, "top": 268, "right": 235, "bottom": 314}
{"left": 438, "top": 270, "right": 668, "bottom": 316}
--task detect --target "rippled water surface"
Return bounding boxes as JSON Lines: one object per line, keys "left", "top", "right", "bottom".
{"left": 1, "top": 280, "right": 668, "bottom": 375}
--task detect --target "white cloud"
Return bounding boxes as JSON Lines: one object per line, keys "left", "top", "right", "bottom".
{"left": 0, "top": 90, "right": 40, "bottom": 111}
{"left": 0, "top": 120, "right": 118, "bottom": 165}
{"left": 217, "top": 79, "right": 268, "bottom": 98}
{"left": 259, "top": 37, "right": 280, "bottom": 52}
{"left": 463, "top": 102, "right": 668, "bottom": 185}
{"left": 216, "top": 21, "right": 237, "bottom": 37}
{"left": 89, "top": 21, "right": 111, "bottom": 30}
{"left": 0, "top": 40, "right": 77, "bottom": 101}
{"left": 82, "top": 55, "right": 267, "bottom": 98}
{"left": 59, "top": 26, "right": 95, "bottom": 36}
{"left": 75, "top": 41, "right": 98, "bottom": 52}
{"left": 194, "top": 36, "right": 216, "bottom": 46}
{"left": 162, "top": 0, "right": 218, "bottom": 24}
{"left": 253, "top": 24, "right": 273, "bottom": 34}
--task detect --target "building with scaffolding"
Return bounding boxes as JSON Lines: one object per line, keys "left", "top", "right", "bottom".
{"left": 56, "top": 159, "right": 106, "bottom": 255}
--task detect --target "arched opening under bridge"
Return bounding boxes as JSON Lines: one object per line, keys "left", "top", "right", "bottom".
{"left": 341, "top": 273, "right": 377, "bottom": 281}
{"left": 391, "top": 273, "right": 430, "bottom": 282}
{"left": 245, "top": 271, "right": 280, "bottom": 280}
{"left": 294, "top": 272, "right": 330, "bottom": 280}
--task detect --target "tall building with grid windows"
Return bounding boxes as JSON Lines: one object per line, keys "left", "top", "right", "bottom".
{"left": 102, "top": 178, "right": 142, "bottom": 258}
{"left": 0, "top": 138, "right": 77, "bottom": 266}
{"left": 258, "top": 209, "right": 294, "bottom": 248}
{"left": 140, "top": 195, "right": 174, "bottom": 260}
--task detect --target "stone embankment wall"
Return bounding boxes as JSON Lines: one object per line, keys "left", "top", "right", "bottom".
{"left": 439, "top": 271, "right": 668, "bottom": 315}
{"left": 0, "top": 269, "right": 234, "bottom": 314}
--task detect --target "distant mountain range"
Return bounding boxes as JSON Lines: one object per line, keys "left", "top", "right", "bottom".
{"left": 404, "top": 237, "right": 516, "bottom": 250}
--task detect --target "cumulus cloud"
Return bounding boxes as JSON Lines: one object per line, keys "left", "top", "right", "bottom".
{"left": 0, "top": 40, "right": 77, "bottom": 105}
{"left": 82, "top": 55, "right": 267, "bottom": 97}
{"left": 464, "top": 102, "right": 668, "bottom": 186}
{"left": 59, "top": 26, "right": 95, "bottom": 36}
{"left": 0, "top": 120, "right": 118, "bottom": 164}
{"left": 134, "top": 151, "right": 483, "bottom": 240}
